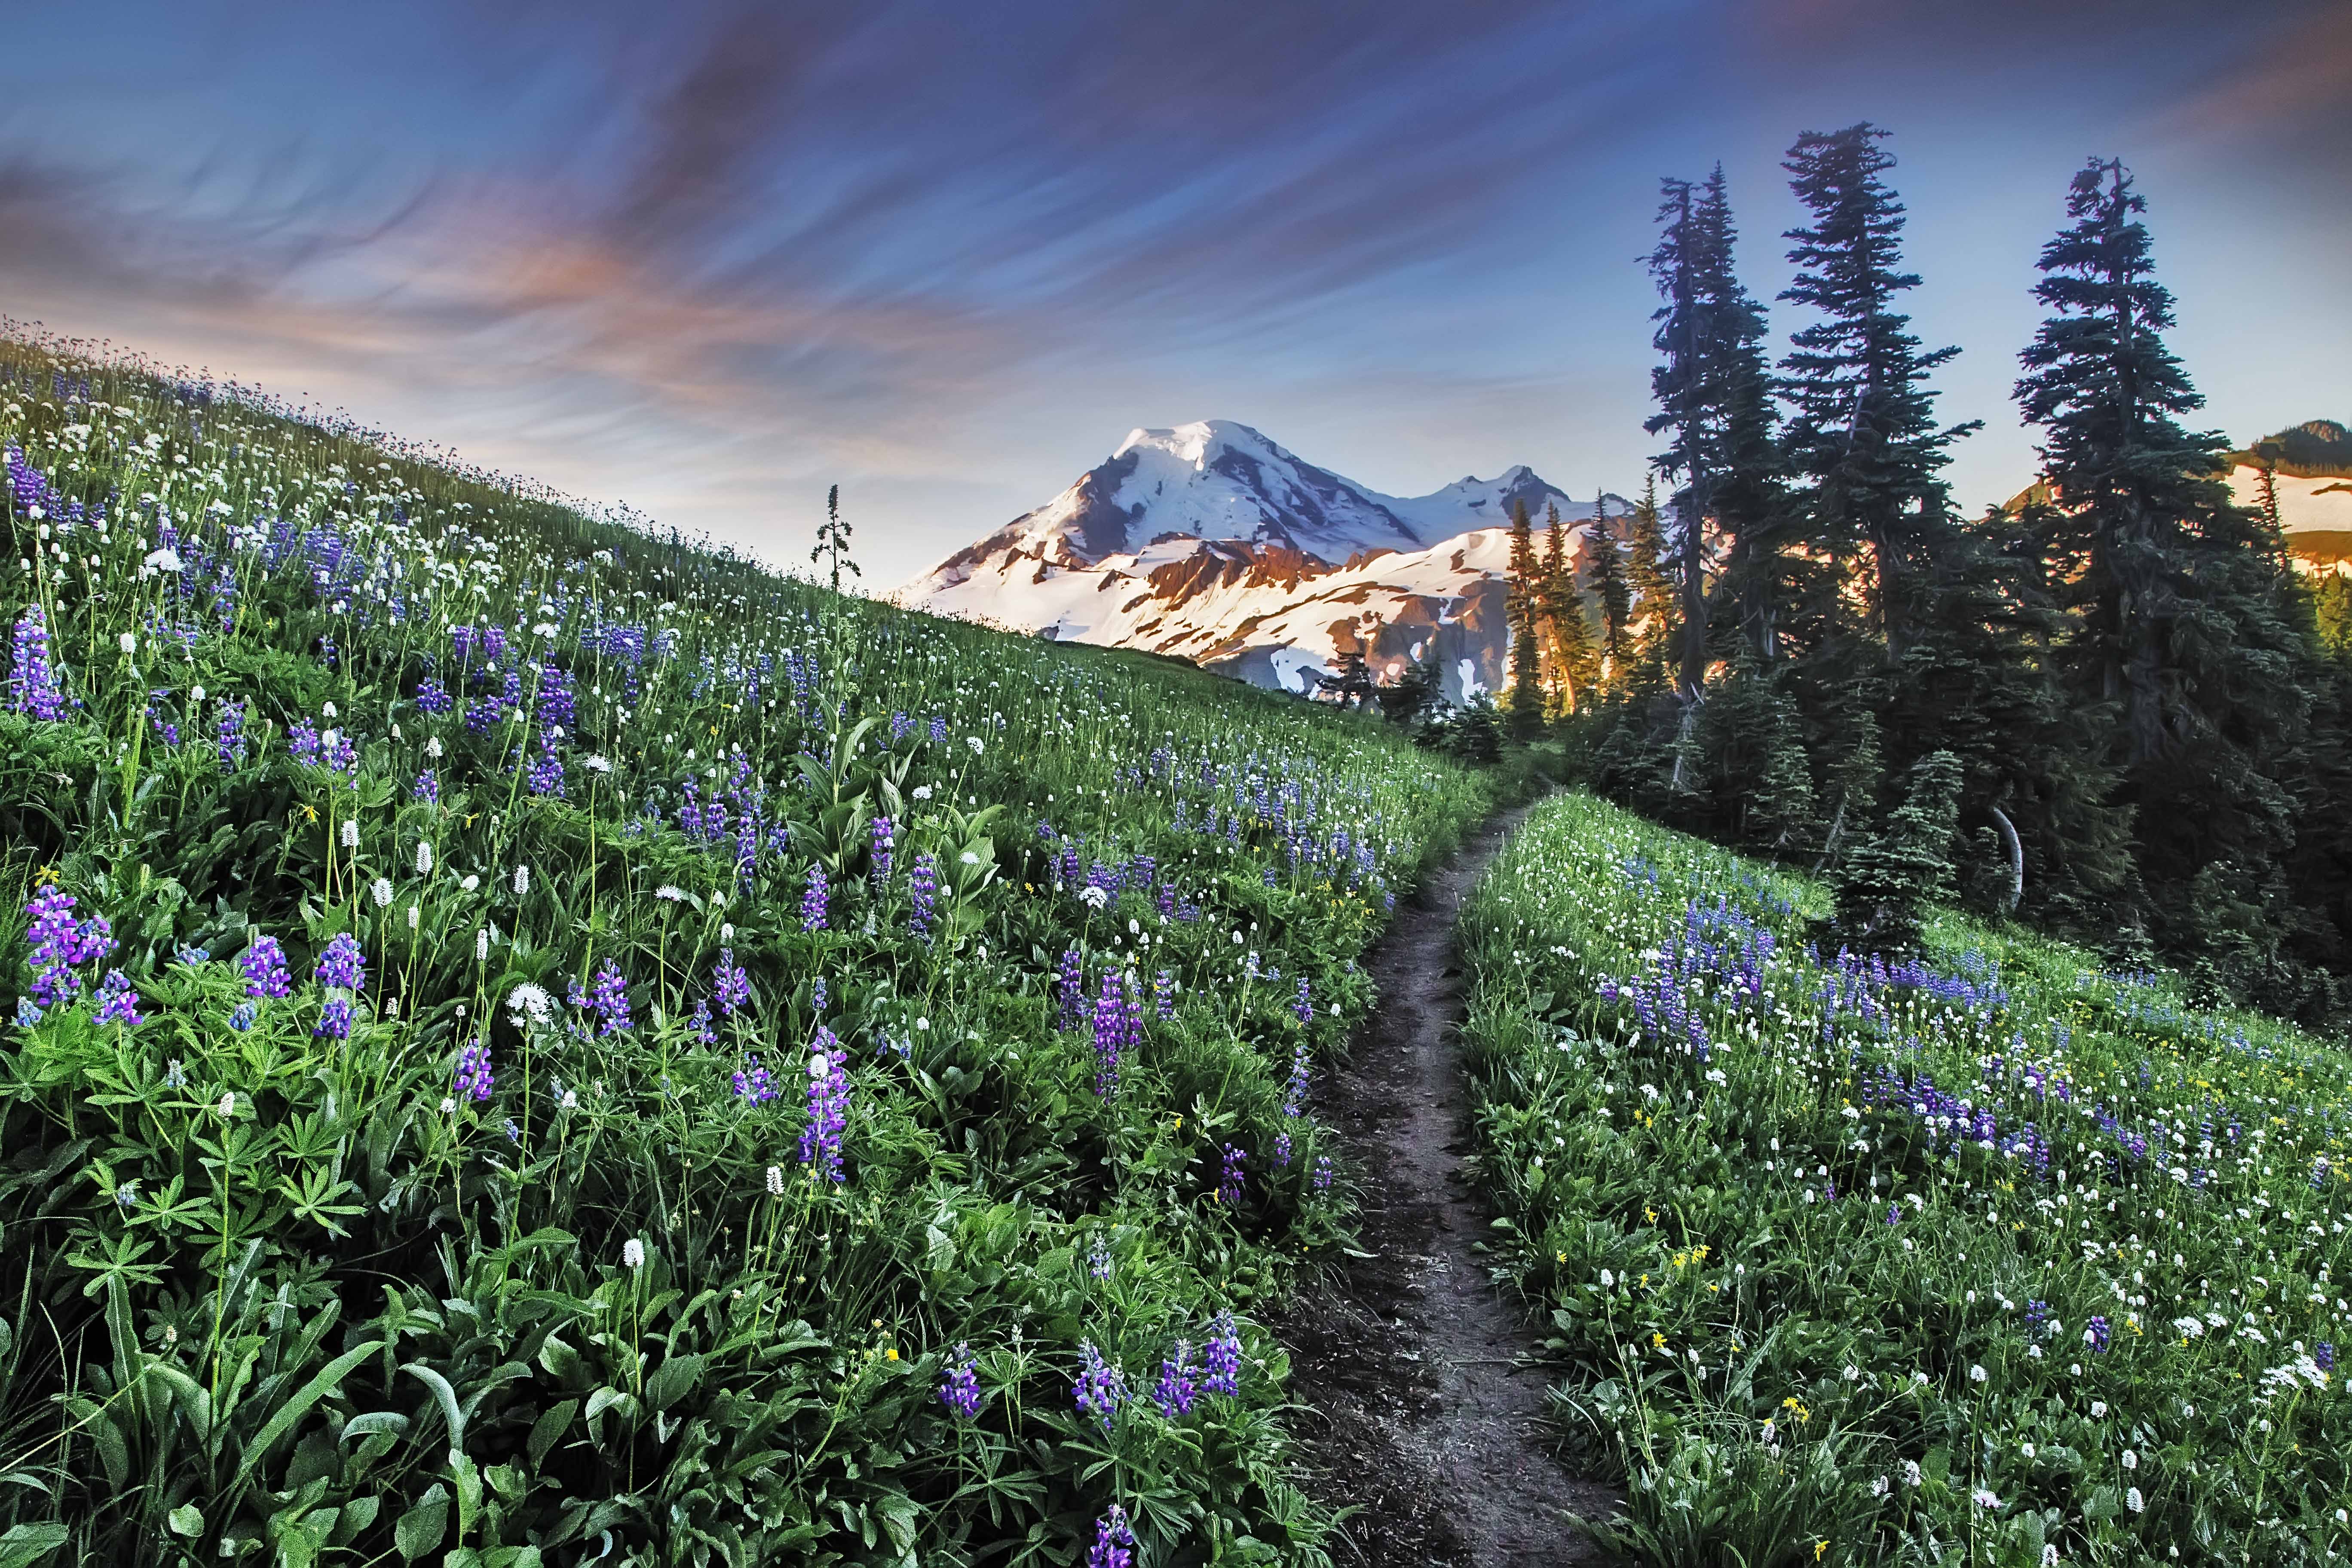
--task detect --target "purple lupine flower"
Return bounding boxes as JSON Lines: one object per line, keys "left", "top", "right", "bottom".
{"left": 416, "top": 677, "right": 452, "bottom": 714}
{"left": 799, "top": 1030, "right": 849, "bottom": 1182}
{"left": 1087, "top": 1231, "right": 1113, "bottom": 1280}
{"left": 1092, "top": 972, "right": 1129, "bottom": 1098}
{"left": 412, "top": 769, "right": 440, "bottom": 803}
{"left": 315, "top": 996, "right": 354, "bottom": 1040}
{"left": 689, "top": 998, "right": 717, "bottom": 1045}
{"left": 800, "top": 864, "right": 830, "bottom": 932}
{"left": 241, "top": 934, "right": 291, "bottom": 999}
{"left": 1072, "top": 1341, "right": 1127, "bottom": 1431}
{"left": 525, "top": 731, "right": 565, "bottom": 797}
{"left": 316, "top": 933, "right": 367, "bottom": 994}
{"left": 1293, "top": 976, "right": 1313, "bottom": 1024}
{"left": 7, "top": 604, "right": 69, "bottom": 720}
{"left": 455, "top": 1041, "right": 494, "bottom": 1102}
{"left": 1154, "top": 968, "right": 1176, "bottom": 1019}
{"left": 93, "top": 970, "right": 142, "bottom": 1029}
{"left": 1217, "top": 1144, "right": 1246, "bottom": 1205}
{"left": 1087, "top": 1506, "right": 1135, "bottom": 1568}
{"left": 1283, "top": 1044, "right": 1309, "bottom": 1113}
{"left": 1152, "top": 1340, "right": 1197, "bottom": 1417}
{"left": 1057, "top": 946, "right": 1086, "bottom": 1030}
{"left": 714, "top": 949, "right": 752, "bottom": 1015}
{"left": 870, "top": 816, "right": 894, "bottom": 885}
{"left": 1273, "top": 1130, "right": 1292, "bottom": 1167}
{"left": 288, "top": 718, "right": 322, "bottom": 766}
{"left": 571, "top": 959, "right": 632, "bottom": 1035}
{"left": 2318, "top": 1343, "right": 2337, "bottom": 1374}
{"left": 1312, "top": 1155, "right": 1333, "bottom": 1191}
{"left": 730, "top": 1053, "right": 776, "bottom": 1104}
{"left": 909, "top": 852, "right": 939, "bottom": 943}
{"left": 940, "top": 1341, "right": 982, "bottom": 1418}
{"left": 2086, "top": 1315, "right": 2111, "bottom": 1354}
{"left": 928, "top": 716, "right": 946, "bottom": 744}
{"left": 214, "top": 698, "right": 247, "bottom": 769}
{"left": 25, "top": 887, "right": 113, "bottom": 1007}
{"left": 1202, "top": 1310, "right": 1242, "bottom": 1396}
{"left": 811, "top": 975, "right": 828, "bottom": 1014}
{"left": 889, "top": 711, "right": 913, "bottom": 743}
{"left": 227, "top": 1001, "right": 256, "bottom": 1032}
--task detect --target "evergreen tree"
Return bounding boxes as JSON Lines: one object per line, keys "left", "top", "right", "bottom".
{"left": 1778, "top": 125, "right": 1977, "bottom": 658}
{"left": 1587, "top": 493, "right": 1634, "bottom": 676}
{"left": 1828, "top": 750, "right": 1963, "bottom": 954}
{"left": 1504, "top": 498, "right": 1544, "bottom": 734}
{"left": 1625, "top": 475, "right": 1677, "bottom": 686}
{"left": 1646, "top": 169, "right": 1777, "bottom": 696}
{"left": 2015, "top": 156, "right": 2317, "bottom": 947}
{"left": 1539, "top": 503, "right": 1596, "bottom": 714}
{"left": 1376, "top": 647, "right": 1443, "bottom": 726}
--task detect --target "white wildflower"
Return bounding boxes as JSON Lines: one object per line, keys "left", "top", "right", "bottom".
{"left": 622, "top": 1238, "right": 645, "bottom": 1269}
{"left": 766, "top": 1165, "right": 785, "bottom": 1196}
{"left": 512, "top": 865, "right": 530, "bottom": 895}
{"left": 341, "top": 819, "right": 358, "bottom": 848}
{"left": 371, "top": 877, "right": 392, "bottom": 908}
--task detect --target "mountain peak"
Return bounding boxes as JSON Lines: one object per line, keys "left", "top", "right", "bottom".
{"left": 902, "top": 420, "right": 1604, "bottom": 706}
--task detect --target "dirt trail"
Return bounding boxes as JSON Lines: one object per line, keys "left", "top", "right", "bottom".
{"left": 1283, "top": 803, "right": 1615, "bottom": 1566}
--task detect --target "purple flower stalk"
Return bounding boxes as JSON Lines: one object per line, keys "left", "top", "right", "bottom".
{"left": 940, "top": 1341, "right": 982, "bottom": 1418}
{"left": 25, "top": 887, "right": 113, "bottom": 1007}
{"left": 413, "top": 769, "right": 440, "bottom": 803}
{"left": 525, "top": 731, "right": 565, "bottom": 797}
{"left": 1283, "top": 1044, "right": 1309, "bottom": 1113}
{"left": 800, "top": 863, "right": 830, "bottom": 932}
{"left": 1152, "top": 1340, "right": 1197, "bottom": 1417}
{"left": 1087, "top": 1506, "right": 1136, "bottom": 1568}
{"left": 1087, "top": 1231, "right": 1113, "bottom": 1280}
{"left": 2086, "top": 1315, "right": 2111, "bottom": 1354}
{"left": 569, "top": 959, "right": 633, "bottom": 1035}
{"left": 8, "top": 604, "right": 69, "bottom": 720}
{"left": 1092, "top": 972, "right": 1131, "bottom": 1098}
{"left": 714, "top": 948, "right": 752, "bottom": 1015}
{"left": 2318, "top": 1342, "right": 2337, "bottom": 1373}
{"left": 93, "top": 970, "right": 142, "bottom": 1029}
{"left": 214, "top": 698, "right": 247, "bottom": 769}
{"left": 315, "top": 996, "right": 354, "bottom": 1040}
{"left": 1154, "top": 968, "right": 1176, "bottom": 1019}
{"left": 1273, "top": 1130, "right": 1292, "bottom": 1167}
{"left": 870, "top": 815, "right": 894, "bottom": 884}
{"left": 799, "top": 1029, "right": 849, "bottom": 1182}
{"left": 241, "top": 934, "right": 291, "bottom": 999}
{"left": 1202, "top": 1310, "right": 1242, "bottom": 1396}
{"left": 315, "top": 932, "right": 367, "bottom": 993}
{"left": 909, "top": 852, "right": 939, "bottom": 943}
{"left": 1217, "top": 1143, "right": 1246, "bottom": 1205}
{"left": 455, "top": 1041, "right": 494, "bottom": 1102}
{"left": 1312, "top": 1155, "right": 1333, "bottom": 1191}
{"left": 1073, "top": 1340, "right": 1127, "bottom": 1432}
{"left": 1293, "top": 976, "right": 1313, "bottom": 1024}
{"left": 1057, "top": 946, "right": 1086, "bottom": 1029}
{"left": 730, "top": 1053, "right": 776, "bottom": 1104}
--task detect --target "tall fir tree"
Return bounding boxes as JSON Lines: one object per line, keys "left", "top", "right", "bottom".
{"left": 1645, "top": 167, "right": 1783, "bottom": 695}
{"left": 1778, "top": 124, "right": 1977, "bottom": 659}
{"left": 1504, "top": 498, "right": 1544, "bottom": 734}
{"left": 1625, "top": 475, "right": 1677, "bottom": 687}
{"left": 1586, "top": 493, "right": 1635, "bottom": 677}
{"left": 1538, "top": 503, "right": 1596, "bottom": 714}
{"left": 2015, "top": 156, "right": 2328, "bottom": 985}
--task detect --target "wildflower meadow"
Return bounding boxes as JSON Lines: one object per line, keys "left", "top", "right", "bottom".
{"left": 0, "top": 326, "right": 1498, "bottom": 1565}
{"left": 1461, "top": 792, "right": 2351, "bottom": 1565}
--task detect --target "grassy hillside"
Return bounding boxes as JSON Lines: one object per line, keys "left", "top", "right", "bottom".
{"left": 1461, "top": 793, "right": 2348, "bottom": 1566}
{"left": 0, "top": 328, "right": 1498, "bottom": 1565}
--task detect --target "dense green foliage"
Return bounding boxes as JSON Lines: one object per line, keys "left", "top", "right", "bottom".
{"left": 1463, "top": 792, "right": 2352, "bottom": 1565}
{"left": 0, "top": 329, "right": 1500, "bottom": 1566}
{"left": 1570, "top": 131, "right": 2352, "bottom": 1028}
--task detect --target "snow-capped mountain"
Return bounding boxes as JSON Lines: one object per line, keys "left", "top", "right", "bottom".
{"left": 900, "top": 420, "right": 1619, "bottom": 702}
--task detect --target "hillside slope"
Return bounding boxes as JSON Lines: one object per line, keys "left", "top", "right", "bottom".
{"left": 0, "top": 332, "right": 1497, "bottom": 1565}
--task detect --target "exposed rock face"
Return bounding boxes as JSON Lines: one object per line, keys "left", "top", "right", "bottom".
{"left": 900, "top": 419, "right": 1621, "bottom": 704}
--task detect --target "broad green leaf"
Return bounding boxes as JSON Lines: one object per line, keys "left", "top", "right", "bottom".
{"left": 235, "top": 1340, "right": 382, "bottom": 1486}
{"left": 167, "top": 1503, "right": 204, "bottom": 1536}
{"left": 392, "top": 1485, "right": 448, "bottom": 1562}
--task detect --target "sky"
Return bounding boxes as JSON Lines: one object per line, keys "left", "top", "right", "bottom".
{"left": 1, "top": 0, "right": 2345, "bottom": 586}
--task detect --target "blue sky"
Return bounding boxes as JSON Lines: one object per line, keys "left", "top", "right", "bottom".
{"left": 2, "top": 0, "right": 2344, "bottom": 584}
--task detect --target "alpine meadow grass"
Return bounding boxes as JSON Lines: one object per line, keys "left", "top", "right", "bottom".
{"left": 0, "top": 326, "right": 1497, "bottom": 1566}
